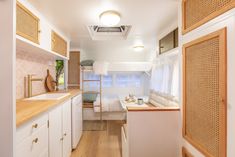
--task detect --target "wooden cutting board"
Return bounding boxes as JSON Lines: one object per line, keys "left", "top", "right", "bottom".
{"left": 45, "top": 69, "right": 56, "bottom": 92}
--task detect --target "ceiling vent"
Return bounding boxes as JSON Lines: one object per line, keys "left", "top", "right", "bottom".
{"left": 87, "top": 25, "right": 131, "bottom": 40}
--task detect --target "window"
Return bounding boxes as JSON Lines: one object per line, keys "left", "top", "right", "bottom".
{"left": 115, "top": 73, "right": 142, "bottom": 87}
{"left": 151, "top": 54, "right": 179, "bottom": 99}
{"left": 102, "top": 75, "right": 113, "bottom": 87}
{"left": 56, "top": 60, "right": 64, "bottom": 87}
{"left": 83, "top": 72, "right": 142, "bottom": 88}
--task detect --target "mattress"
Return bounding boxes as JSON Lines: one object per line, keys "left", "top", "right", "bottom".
{"left": 93, "top": 95, "right": 123, "bottom": 112}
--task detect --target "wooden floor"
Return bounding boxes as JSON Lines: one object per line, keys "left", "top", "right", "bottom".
{"left": 71, "top": 120, "right": 124, "bottom": 157}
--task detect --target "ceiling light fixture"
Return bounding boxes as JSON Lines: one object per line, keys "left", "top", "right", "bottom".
{"left": 133, "top": 45, "right": 145, "bottom": 51}
{"left": 100, "top": 10, "right": 121, "bottom": 26}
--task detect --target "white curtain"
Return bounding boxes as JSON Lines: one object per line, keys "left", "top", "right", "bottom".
{"left": 151, "top": 54, "right": 179, "bottom": 99}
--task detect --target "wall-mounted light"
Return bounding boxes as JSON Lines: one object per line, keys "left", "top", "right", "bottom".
{"left": 133, "top": 45, "right": 145, "bottom": 51}
{"left": 100, "top": 10, "right": 121, "bottom": 26}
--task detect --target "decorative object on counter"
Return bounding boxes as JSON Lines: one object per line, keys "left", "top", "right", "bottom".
{"left": 137, "top": 98, "right": 144, "bottom": 105}
{"left": 45, "top": 69, "right": 56, "bottom": 92}
{"left": 125, "top": 94, "right": 136, "bottom": 103}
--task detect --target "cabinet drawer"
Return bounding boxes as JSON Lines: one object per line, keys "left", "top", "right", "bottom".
{"left": 16, "top": 124, "right": 48, "bottom": 157}
{"left": 16, "top": 1, "right": 40, "bottom": 44}
{"left": 17, "top": 113, "right": 48, "bottom": 145}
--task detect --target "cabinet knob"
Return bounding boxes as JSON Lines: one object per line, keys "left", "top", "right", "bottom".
{"left": 64, "top": 133, "right": 67, "bottom": 137}
{"left": 60, "top": 137, "right": 64, "bottom": 141}
{"left": 32, "top": 124, "right": 38, "bottom": 128}
{"left": 32, "top": 138, "right": 38, "bottom": 144}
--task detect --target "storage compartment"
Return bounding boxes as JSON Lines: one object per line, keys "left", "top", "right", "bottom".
{"left": 159, "top": 28, "right": 178, "bottom": 54}
{"left": 16, "top": 113, "right": 48, "bottom": 145}
{"left": 16, "top": 1, "right": 40, "bottom": 44}
{"left": 51, "top": 31, "right": 68, "bottom": 57}
{"left": 71, "top": 94, "right": 83, "bottom": 149}
{"left": 182, "top": 0, "right": 235, "bottom": 34}
{"left": 16, "top": 124, "right": 48, "bottom": 157}
{"left": 183, "top": 28, "right": 227, "bottom": 157}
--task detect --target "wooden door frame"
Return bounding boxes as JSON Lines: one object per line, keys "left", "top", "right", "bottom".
{"left": 68, "top": 51, "right": 80, "bottom": 88}
{"left": 182, "top": 28, "right": 227, "bottom": 157}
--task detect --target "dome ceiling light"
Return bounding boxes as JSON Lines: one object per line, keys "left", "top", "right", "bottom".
{"left": 99, "top": 10, "right": 121, "bottom": 26}
{"left": 133, "top": 45, "right": 145, "bottom": 51}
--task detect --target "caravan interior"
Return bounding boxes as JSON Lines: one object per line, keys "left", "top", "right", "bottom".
{"left": 1, "top": 0, "right": 235, "bottom": 157}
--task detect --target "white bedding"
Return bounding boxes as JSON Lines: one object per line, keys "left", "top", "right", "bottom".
{"left": 93, "top": 95, "right": 123, "bottom": 112}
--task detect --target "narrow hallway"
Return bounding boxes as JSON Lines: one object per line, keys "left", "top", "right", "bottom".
{"left": 71, "top": 121, "right": 124, "bottom": 157}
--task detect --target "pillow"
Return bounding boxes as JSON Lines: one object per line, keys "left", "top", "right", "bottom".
{"left": 80, "top": 60, "right": 95, "bottom": 66}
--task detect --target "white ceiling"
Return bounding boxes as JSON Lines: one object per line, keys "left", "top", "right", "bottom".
{"left": 27, "top": 0, "right": 179, "bottom": 61}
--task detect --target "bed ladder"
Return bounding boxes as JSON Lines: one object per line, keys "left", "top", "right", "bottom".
{"left": 81, "top": 67, "right": 103, "bottom": 121}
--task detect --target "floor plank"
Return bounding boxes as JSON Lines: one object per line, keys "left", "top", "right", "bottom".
{"left": 71, "top": 120, "right": 124, "bottom": 157}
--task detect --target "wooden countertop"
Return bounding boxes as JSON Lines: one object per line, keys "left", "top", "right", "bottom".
{"left": 16, "top": 89, "right": 82, "bottom": 127}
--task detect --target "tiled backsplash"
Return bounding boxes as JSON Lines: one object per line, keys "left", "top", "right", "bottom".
{"left": 16, "top": 49, "right": 56, "bottom": 99}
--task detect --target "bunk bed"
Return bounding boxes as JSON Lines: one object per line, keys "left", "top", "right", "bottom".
{"left": 81, "top": 61, "right": 126, "bottom": 121}
{"left": 81, "top": 64, "right": 103, "bottom": 120}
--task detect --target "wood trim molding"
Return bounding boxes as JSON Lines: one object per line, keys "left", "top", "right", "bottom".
{"left": 182, "top": 147, "right": 194, "bottom": 157}
{"left": 182, "top": 28, "right": 227, "bottom": 157}
{"left": 182, "top": 0, "right": 235, "bottom": 34}
{"left": 127, "top": 107, "right": 180, "bottom": 112}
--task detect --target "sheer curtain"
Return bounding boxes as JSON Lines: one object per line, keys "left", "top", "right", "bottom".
{"left": 151, "top": 54, "right": 179, "bottom": 99}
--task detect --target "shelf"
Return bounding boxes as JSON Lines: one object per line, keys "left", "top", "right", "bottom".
{"left": 16, "top": 35, "right": 69, "bottom": 60}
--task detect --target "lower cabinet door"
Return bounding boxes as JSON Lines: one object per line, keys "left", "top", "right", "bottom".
{"left": 49, "top": 106, "right": 63, "bottom": 157}
{"left": 16, "top": 124, "right": 48, "bottom": 157}
{"left": 62, "top": 100, "right": 72, "bottom": 157}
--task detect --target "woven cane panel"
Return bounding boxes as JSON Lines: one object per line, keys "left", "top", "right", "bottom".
{"left": 51, "top": 31, "right": 67, "bottom": 57}
{"left": 16, "top": 2, "right": 39, "bottom": 44}
{"left": 183, "top": 0, "right": 235, "bottom": 33}
{"left": 185, "top": 37, "right": 220, "bottom": 157}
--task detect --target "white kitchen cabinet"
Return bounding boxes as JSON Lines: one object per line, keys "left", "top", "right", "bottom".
{"left": 71, "top": 94, "right": 83, "bottom": 149}
{"left": 48, "top": 105, "right": 63, "bottom": 157}
{"left": 124, "top": 109, "right": 180, "bottom": 157}
{"left": 49, "top": 99, "right": 72, "bottom": 157}
{"left": 16, "top": 114, "right": 49, "bottom": 157}
{"left": 62, "top": 100, "right": 72, "bottom": 157}
{"left": 16, "top": 0, "right": 69, "bottom": 60}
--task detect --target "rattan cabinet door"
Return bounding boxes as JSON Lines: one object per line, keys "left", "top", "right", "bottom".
{"left": 182, "top": 0, "right": 235, "bottom": 34}
{"left": 16, "top": 2, "right": 40, "bottom": 44}
{"left": 183, "top": 28, "right": 227, "bottom": 157}
{"left": 51, "top": 31, "right": 67, "bottom": 57}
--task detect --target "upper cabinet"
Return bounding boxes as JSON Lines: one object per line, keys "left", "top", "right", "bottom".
{"left": 159, "top": 28, "right": 178, "bottom": 54}
{"left": 16, "top": 1, "right": 69, "bottom": 59}
{"left": 51, "top": 31, "right": 68, "bottom": 57}
{"left": 182, "top": 0, "right": 235, "bottom": 34}
{"left": 16, "top": 2, "right": 40, "bottom": 44}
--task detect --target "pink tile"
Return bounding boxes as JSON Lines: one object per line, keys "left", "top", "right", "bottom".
{"left": 16, "top": 49, "right": 56, "bottom": 99}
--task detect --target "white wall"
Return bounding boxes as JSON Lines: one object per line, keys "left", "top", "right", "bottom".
{"left": 0, "top": 0, "right": 16, "bottom": 157}
{"left": 71, "top": 37, "right": 157, "bottom": 62}
{"left": 179, "top": 4, "right": 235, "bottom": 157}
